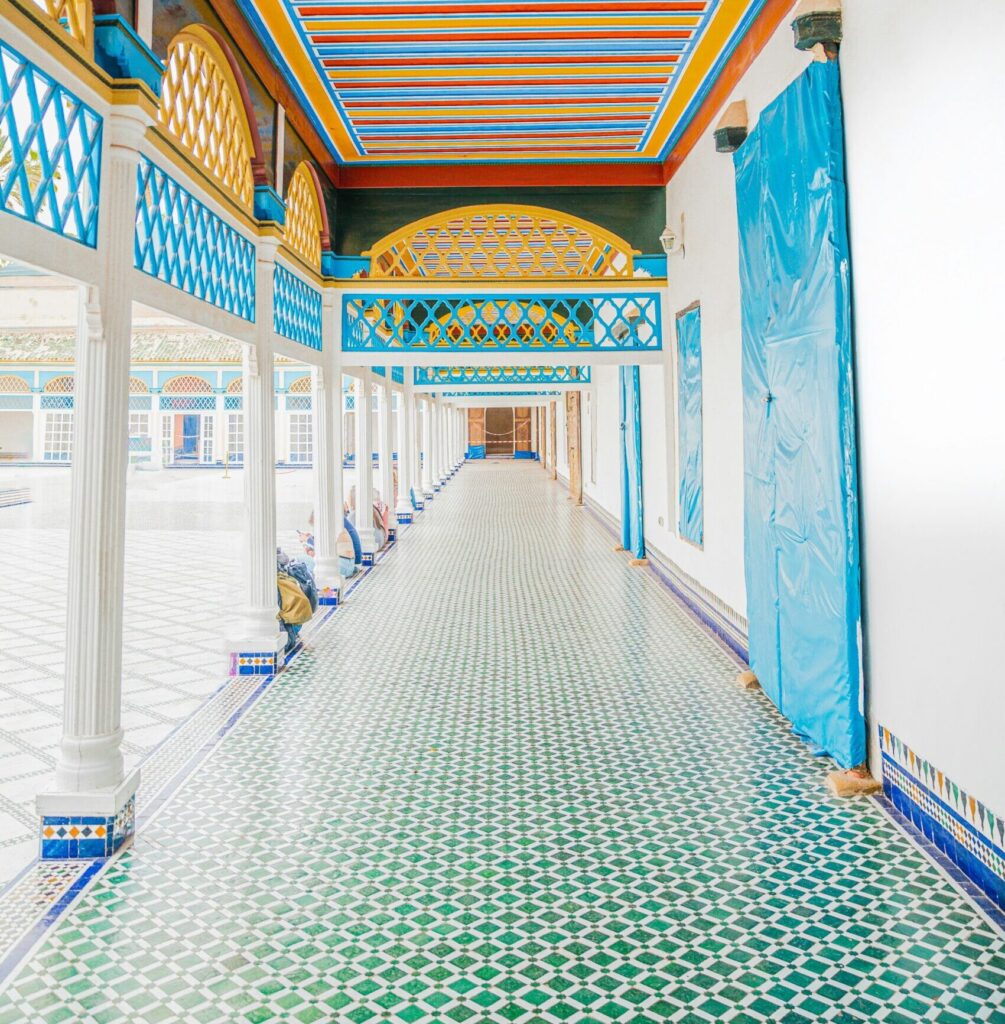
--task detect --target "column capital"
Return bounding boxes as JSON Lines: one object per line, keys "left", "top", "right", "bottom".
{"left": 106, "top": 105, "right": 155, "bottom": 154}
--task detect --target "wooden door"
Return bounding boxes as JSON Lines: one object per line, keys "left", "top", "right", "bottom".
{"left": 514, "top": 407, "right": 531, "bottom": 452}
{"left": 485, "top": 407, "right": 514, "bottom": 456}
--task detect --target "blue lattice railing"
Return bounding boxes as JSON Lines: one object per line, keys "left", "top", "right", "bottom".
{"left": 273, "top": 265, "right": 322, "bottom": 351}
{"left": 0, "top": 41, "right": 102, "bottom": 246}
{"left": 135, "top": 158, "right": 255, "bottom": 321}
{"left": 342, "top": 293, "right": 661, "bottom": 353}
{"left": 415, "top": 365, "right": 590, "bottom": 387}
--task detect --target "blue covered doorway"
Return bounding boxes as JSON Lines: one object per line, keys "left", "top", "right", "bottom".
{"left": 734, "top": 61, "right": 865, "bottom": 768}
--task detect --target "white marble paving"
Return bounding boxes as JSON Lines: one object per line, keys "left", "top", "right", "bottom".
{"left": 0, "top": 465, "right": 318, "bottom": 885}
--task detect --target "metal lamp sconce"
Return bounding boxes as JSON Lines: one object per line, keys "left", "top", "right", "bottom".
{"left": 660, "top": 214, "right": 685, "bottom": 259}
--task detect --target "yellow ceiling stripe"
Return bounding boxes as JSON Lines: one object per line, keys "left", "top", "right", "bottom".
{"left": 641, "top": 0, "right": 751, "bottom": 157}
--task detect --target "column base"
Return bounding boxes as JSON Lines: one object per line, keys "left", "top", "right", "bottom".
{"left": 314, "top": 558, "right": 342, "bottom": 607}
{"left": 396, "top": 511, "right": 414, "bottom": 525}
{"left": 412, "top": 498, "right": 424, "bottom": 512}
{"left": 361, "top": 551, "right": 375, "bottom": 567}
{"left": 225, "top": 628, "right": 286, "bottom": 677}
{"left": 387, "top": 527, "right": 397, "bottom": 542}
{"left": 37, "top": 769, "right": 139, "bottom": 860}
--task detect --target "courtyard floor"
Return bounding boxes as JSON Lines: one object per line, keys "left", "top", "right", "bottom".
{"left": 0, "top": 465, "right": 316, "bottom": 884}
{"left": 0, "top": 461, "right": 1001, "bottom": 1022}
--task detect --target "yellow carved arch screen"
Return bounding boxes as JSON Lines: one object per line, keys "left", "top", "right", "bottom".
{"left": 29, "top": 0, "right": 90, "bottom": 47}
{"left": 158, "top": 27, "right": 254, "bottom": 208}
{"left": 284, "top": 164, "right": 323, "bottom": 269}
{"left": 363, "top": 205, "right": 639, "bottom": 280}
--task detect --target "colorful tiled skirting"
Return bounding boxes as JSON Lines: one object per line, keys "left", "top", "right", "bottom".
{"left": 880, "top": 726, "right": 1005, "bottom": 912}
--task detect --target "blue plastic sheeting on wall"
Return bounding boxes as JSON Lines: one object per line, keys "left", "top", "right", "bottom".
{"left": 466, "top": 445, "right": 486, "bottom": 459}
{"left": 676, "top": 305, "right": 704, "bottom": 547}
{"left": 734, "top": 60, "right": 864, "bottom": 769}
{"left": 619, "top": 365, "right": 645, "bottom": 560}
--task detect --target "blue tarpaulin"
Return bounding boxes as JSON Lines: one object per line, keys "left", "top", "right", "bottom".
{"left": 676, "top": 305, "right": 704, "bottom": 547}
{"left": 466, "top": 444, "right": 486, "bottom": 459}
{"left": 619, "top": 365, "right": 645, "bottom": 559}
{"left": 734, "top": 60, "right": 864, "bottom": 768}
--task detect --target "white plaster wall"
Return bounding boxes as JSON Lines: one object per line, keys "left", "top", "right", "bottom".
{"left": 554, "top": 398, "right": 570, "bottom": 478}
{"left": 842, "top": 0, "right": 1005, "bottom": 807}
{"left": 583, "top": 367, "right": 621, "bottom": 518}
{"left": 586, "top": 16, "right": 809, "bottom": 619}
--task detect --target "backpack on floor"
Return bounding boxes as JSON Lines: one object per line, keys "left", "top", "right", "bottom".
{"left": 277, "top": 572, "right": 313, "bottom": 625}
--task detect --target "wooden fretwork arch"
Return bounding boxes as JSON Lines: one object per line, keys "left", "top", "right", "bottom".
{"left": 284, "top": 163, "right": 330, "bottom": 270}
{"left": 158, "top": 25, "right": 265, "bottom": 208}
{"left": 363, "top": 205, "right": 639, "bottom": 280}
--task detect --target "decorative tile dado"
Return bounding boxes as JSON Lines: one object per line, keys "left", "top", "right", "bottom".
{"left": 0, "top": 464, "right": 1001, "bottom": 1022}
{"left": 880, "top": 725, "right": 1005, "bottom": 910}
{"left": 40, "top": 797, "right": 133, "bottom": 861}
{"left": 229, "top": 651, "right": 278, "bottom": 677}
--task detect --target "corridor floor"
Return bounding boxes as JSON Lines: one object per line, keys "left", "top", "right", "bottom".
{"left": 0, "top": 462, "right": 1002, "bottom": 1023}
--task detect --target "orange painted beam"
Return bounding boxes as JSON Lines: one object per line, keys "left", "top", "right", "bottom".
{"left": 662, "top": 0, "right": 795, "bottom": 183}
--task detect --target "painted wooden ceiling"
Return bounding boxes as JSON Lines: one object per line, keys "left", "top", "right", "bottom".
{"left": 240, "top": 0, "right": 768, "bottom": 166}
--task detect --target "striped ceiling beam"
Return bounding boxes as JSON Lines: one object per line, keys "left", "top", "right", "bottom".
{"left": 231, "top": 0, "right": 793, "bottom": 183}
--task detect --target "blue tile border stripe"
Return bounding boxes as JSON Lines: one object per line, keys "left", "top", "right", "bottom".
{"left": 879, "top": 724, "right": 1005, "bottom": 916}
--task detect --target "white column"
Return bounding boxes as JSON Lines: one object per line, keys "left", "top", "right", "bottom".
{"left": 395, "top": 368, "right": 415, "bottom": 522}
{"left": 354, "top": 371, "right": 378, "bottom": 561}
{"left": 36, "top": 108, "right": 151, "bottom": 843}
{"left": 31, "top": 391, "right": 45, "bottom": 462}
{"left": 377, "top": 371, "right": 397, "bottom": 539}
{"left": 421, "top": 397, "right": 435, "bottom": 499}
{"left": 431, "top": 396, "right": 443, "bottom": 490}
{"left": 312, "top": 293, "right": 343, "bottom": 602}
{"left": 530, "top": 405, "right": 538, "bottom": 460}
{"left": 226, "top": 238, "right": 285, "bottom": 670}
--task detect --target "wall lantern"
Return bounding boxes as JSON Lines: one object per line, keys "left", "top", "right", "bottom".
{"left": 660, "top": 214, "right": 685, "bottom": 258}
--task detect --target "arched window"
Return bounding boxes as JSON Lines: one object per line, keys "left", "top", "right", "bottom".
{"left": 161, "top": 375, "right": 213, "bottom": 394}
{"left": 128, "top": 377, "right": 149, "bottom": 393}
{"left": 43, "top": 375, "right": 74, "bottom": 393}
{"left": 226, "top": 377, "right": 243, "bottom": 394}
{"left": 287, "top": 375, "right": 312, "bottom": 394}
{"left": 284, "top": 163, "right": 327, "bottom": 270}
{"left": 158, "top": 26, "right": 258, "bottom": 208}
{"left": 363, "top": 205, "right": 639, "bottom": 279}
{"left": 0, "top": 375, "right": 30, "bottom": 393}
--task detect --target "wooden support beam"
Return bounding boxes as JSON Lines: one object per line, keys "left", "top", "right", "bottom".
{"left": 566, "top": 391, "right": 583, "bottom": 506}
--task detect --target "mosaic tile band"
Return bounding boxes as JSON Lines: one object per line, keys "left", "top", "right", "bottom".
{"left": 880, "top": 725, "right": 1005, "bottom": 912}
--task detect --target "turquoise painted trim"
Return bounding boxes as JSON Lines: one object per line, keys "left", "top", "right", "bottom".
{"left": 635, "top": 254, "right": 668, "bottom": 277}
{"left": 0, "top": 41, "right": 103, "bottom": 247}
{"left": 326, "top": 255, "right": 370, "bottom": 277}
{"left": 416, "top": 366, "right": 590, "bottom": 387}
{"left": 134, "top": 158, "right": 256, "bottom": 322}
{"left": 343, "top": 292, "right": 662, "bottom": 353}
{"left": 92, "top": 14, "right": 165, "bottom": 95}
{"left": 273, "top": 265, "right": 322, "bottom": 350}
{"left": 619, "top": 365, "right": 644, "bottom": 559}
{"left": 254, "top": 185, "right": 286, "bottom": 225}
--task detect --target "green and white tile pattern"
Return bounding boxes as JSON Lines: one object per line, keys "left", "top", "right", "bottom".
{"left": 0, "top": 462, "right": 1002, "bottom": 1023}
